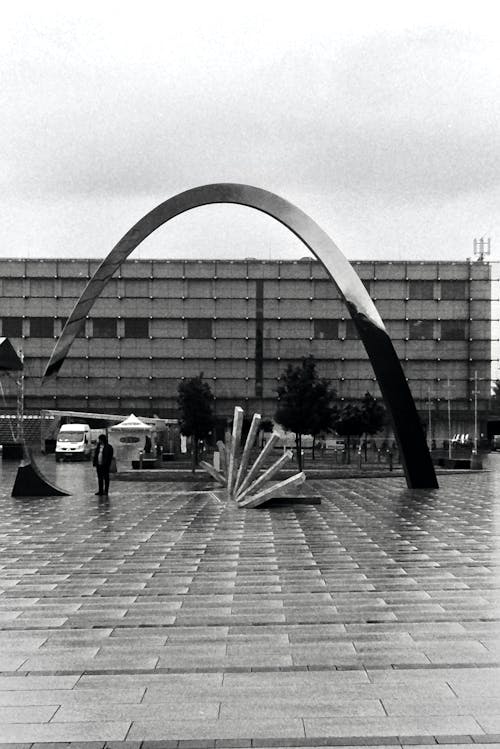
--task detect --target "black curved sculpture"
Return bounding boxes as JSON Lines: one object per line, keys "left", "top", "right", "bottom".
{"left": 12, "top": 448, "right": 70, "bottom": 497}
{"left": 43, "top": 183, "right": 438, "bottom": 489}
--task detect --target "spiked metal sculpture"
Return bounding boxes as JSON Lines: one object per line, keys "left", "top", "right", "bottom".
{"left": 200, "top": 406, "right": 305, "bottom": 507}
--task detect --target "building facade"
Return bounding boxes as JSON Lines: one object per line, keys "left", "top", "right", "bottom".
{"left": 0, "top": 257, "right": 491, "bottom": 440}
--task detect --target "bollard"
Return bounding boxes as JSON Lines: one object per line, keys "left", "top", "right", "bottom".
{"left": 388, "top": 449, "right": 393, "bottom": 471}
{"left": 139, "top": 450, "right": 144, "bottom": 470}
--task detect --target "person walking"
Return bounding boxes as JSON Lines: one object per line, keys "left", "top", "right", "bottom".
{"left": 93, "top": 434, "right": 114, "bottom": 495}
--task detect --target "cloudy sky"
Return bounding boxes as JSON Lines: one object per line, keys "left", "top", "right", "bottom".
{"left": 2, "top": 0, "right": 500, "bottom": 262}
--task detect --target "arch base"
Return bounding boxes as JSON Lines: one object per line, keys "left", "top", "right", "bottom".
{"left": 12, "top": 451, "right": 70, "bottom": 497}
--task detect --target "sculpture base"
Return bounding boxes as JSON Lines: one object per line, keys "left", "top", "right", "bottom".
{"left": 259, "top": 495, "right": 322, "bottom": 508}
{"left": 11, "top": 452, "right": 70, "bottom": 497}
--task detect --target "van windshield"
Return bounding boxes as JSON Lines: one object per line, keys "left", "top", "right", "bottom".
{"left": 58, "top": 432, "right": 84, "bottom": 442}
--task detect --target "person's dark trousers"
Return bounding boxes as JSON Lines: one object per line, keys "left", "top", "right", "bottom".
{"left": 96, "top": 466, "right": 110, "bottom": 494}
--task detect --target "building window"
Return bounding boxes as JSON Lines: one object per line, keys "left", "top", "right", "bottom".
{"left": 409, "top": 320, "right": 433, "bottom": 340}
{"left": 314, "top": 319, "right": 339, "bottom": 340}
{"left": 187, "top": 318, "right": 213, "bottom": 338}
{"left": 441, "top": 320, "right": 467, "bottom": 340}
{"left": 30, "top": 317, "right": 54, "bottom": 338}
{"left": 409, "top": 280, "right": 434, "bottom": 299}
{"left": 124, "top": 318, "right": 149, "bottom": 338}
{"left": 92, "top": 318, "right": 117, "bottom": 337}
{"left": 345, "top": 319, "right": 358, "bottom": 339}
{"left": 441, "top": 280, "right": 467, "bottom": 300}
{"left": 2, "top": 318, "right": 23, "bottom": 338}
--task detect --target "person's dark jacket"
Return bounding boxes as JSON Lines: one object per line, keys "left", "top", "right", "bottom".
{"left": 93, "top": 442, "right": 114, "bottom": 469}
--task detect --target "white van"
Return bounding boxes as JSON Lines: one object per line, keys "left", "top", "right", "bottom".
{"left": 55, "top": 423, "right": 92, "bottom": 461}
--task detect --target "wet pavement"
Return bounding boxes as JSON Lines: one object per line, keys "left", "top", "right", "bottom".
{"left": 0, "top": 455, "right": 500, "bottom": 747}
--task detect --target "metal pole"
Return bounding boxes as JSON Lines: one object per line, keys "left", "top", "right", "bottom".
{"left": 473, "top": 370, "right": 478, "bottom": 455}
{"left": 16, "top": 348, "right": 24, "bottom": 444}
{"left": 427, "top": 388, "right": 432, "bottom": 449}
{"left": 447, "top": 378, "right": 452, "bottom": 460}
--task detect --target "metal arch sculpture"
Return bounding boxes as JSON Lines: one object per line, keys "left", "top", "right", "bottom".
{"left": 43, "top": 183, "right": 438, "bottom": 489}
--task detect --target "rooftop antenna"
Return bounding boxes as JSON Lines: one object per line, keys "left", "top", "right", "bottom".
{"left": 473, "top": 237, "right": 491, "bottom": 262}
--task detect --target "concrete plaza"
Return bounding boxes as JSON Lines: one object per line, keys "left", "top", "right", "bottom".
{"left": 0, "top": 457, "right": 500, "bottom": 748}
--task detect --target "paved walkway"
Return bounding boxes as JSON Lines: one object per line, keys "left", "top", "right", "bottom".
{"left": 0, "top": 457, "right": 500, "bottom": 748}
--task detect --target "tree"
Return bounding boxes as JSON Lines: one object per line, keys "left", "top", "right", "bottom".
{"left": 333, "top": 393, "right": 387, "bottom": 463}
{"left": 491, "top": 380, "right": 500, "bottom": 411}
{"left": 274, "top": 356, "right": 336, "bottom": 470}
{"left": 334, "top": 402, "right": 364, "bottom": 464}
{"left": 259, "top": 418, "right": 274, "bottom": 447}
{"left": 309, "top": 387, "right": 339, "bottom": 461}
{"left": 360, "top": 391, "right": 386, "bottom": 437}
{"left": 177, "top": 373, "right": 214, "bottom": 470}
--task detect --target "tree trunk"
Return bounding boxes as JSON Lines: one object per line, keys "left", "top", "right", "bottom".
{"left": 295, "top": 433, "right": 302, "bottom": 471}
{"left": 346, "top": 435, "right": 351, "bottom": 464}
{"left": 191, "top": 436, "right": 198, "bottom": 473}
{"left": 312, "top": 435, "right": 316, "bottom": 461}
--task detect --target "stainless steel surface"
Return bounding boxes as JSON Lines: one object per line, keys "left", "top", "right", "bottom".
{"left": 43, "top": 183, "right": 437, "bottom": 488}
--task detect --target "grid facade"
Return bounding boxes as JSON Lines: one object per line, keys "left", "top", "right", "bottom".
{"left": 0, "top": 258, "right": 491, "bottom": 436}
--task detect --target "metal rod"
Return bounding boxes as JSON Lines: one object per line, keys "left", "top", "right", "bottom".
{"left": 427, "top": 387, "right": 432, "bottom": 449}
{"left": 473, "top": 370, "right": 478, "bottom": 455}
{"left": 447, "top": 378, "right": 452, "bottom": 460}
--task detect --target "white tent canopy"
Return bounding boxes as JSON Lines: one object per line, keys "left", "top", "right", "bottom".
{"left": 110, "top": 414, "right": 151, "bottom": 431}
{"left": 108, "top": 414, "right": 156, "bottom": 468}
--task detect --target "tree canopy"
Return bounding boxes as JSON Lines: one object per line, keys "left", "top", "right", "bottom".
{"left": 491, "top": 380, "right": 500, "bottom": 410}
{"left": 177, "top": 373, "right": 214, "bottom": 468}
{"left": 360, "top": 391, "right": 387, "bottom": 436}
{"left": 275, "top": 356, "right": 337, "bottom": 469}
{"left": 334, "top": 392, "right": 386, "bottom": 462}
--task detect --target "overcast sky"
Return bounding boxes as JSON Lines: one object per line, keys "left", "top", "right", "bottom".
{"left": 2, "top": 0, "right": 500, "bottom": 263}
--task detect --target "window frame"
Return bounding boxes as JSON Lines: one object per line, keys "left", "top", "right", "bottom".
{"left": 187, "top": 318, "right": 213, "bottom": 339}
{"left": 124, "top": 317, "right": 149, "bottom": 338}
{"left": 2, "top": 317, "right": 23, "bottom": 338}
{"left": 29, "top": 317, "right": 54, "bottom": 338}
{"left": 92, "top": 318, "right": 118, "bottom": 338}
{"left": 409, "top": 280, "right": 434, "bottom": 300}
{"left": 313, "top": 319, "right": 339, "bottom": 340}
{"left": 440, "top": 280, "right": 467, "bottom": 300}
{"left": 408, "top": 319, "right": 433, "bottom": 340}
{"left": 440, "top": 319, "right": 467, "bottom": 340}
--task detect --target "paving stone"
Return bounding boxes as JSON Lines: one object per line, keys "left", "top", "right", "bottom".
{"left": 1, "top": 468, "right": 500, "bottom": 743}
{"left": 434, "top": 737, "right": 474, "bottom": 744}
{"left": 0, "top": 687, "right": 145, "bottom": 706}
{"left": 52, "top": 702, "right": 220, "bottom": 722}
{"left": 0, "top": 723, "right": 130, "bottom": 742}
{"left": 127, "top": 718, "right": 305, "bottom": 740}
{"left": 303, "top": 716, "right": 483, "bottom": 737}
{"left": 399, "top": 737, "right": 437, "bottom": 745}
